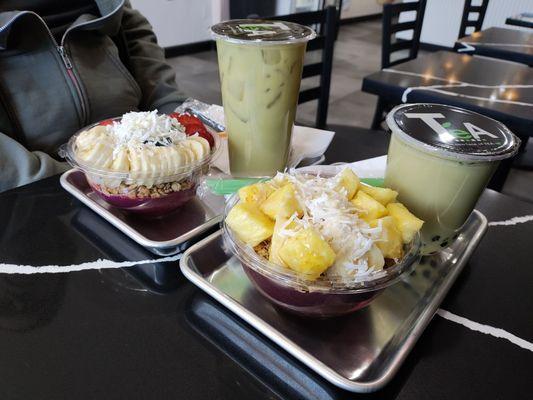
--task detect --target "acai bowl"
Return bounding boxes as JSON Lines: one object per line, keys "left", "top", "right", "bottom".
{"left": 223, "top": 169, "right": 423, "bottom": 317}
{"left": 60, "top": 111, "right": 219, "bottom": 217}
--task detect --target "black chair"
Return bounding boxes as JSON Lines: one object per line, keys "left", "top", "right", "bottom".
{"left": 371, "top": 0, "right": 427, "bottom": 130}
{"left": 270, "top": 6, "right": 337, "bottom": 129}
{"left": 271, "top": 5, "right": 392, "bottom": 160}
{"left": 320, "top": 0, "right": 344, "bottom": 39}
{"left": 458, "top": 0, "right": 489, "bottom": 39}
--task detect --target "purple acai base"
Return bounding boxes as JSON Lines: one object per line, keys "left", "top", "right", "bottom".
{"left": 243, "top": 266, "right": 383, "bottom": 318}
{"left": 89, "top": 182, "right": 197, "bottom": 217}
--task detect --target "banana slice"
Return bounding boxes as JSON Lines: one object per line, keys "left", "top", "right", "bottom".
{"left": 187, "top": 136, "right": 210, "bottom": 159}
{"left": 181, "top": 139, "right": 207, "bottom": 161}
{"left": 165, "top": 146, "right": 184, "bottom": 175}
{"left": 179, "top": 145, "right": 195, "bottom": 165}
{"left": 154, "top": 147, "right": 169, "bottom": 176}
{"left": 110, "top": 147, "right": 130, "bottom": 172}
{"left": 128, "top": 147, "right": 142, "bottom": 179}
{"left": 78, "top": 142, "right": 113, "bottom": 169}
{"left": 75, "top": 127, "right": 100, "bottom": 147}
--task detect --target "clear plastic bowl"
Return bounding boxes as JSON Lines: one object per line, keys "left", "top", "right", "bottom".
{"left": 223, "top": 194, "right": 421, "bottom": 318}
{"left": 60, "top": 117, "right": 220, "bottom": 217}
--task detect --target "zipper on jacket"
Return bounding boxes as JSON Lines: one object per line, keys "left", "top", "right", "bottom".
{"left": 56, "top": 45, "right": 88, "bottom": 125}
{"left": 57, "top": 46, "right": 73, "bottom": 69}
{"left": 34, "top": 14, "right": 89, "bottom": 125}
{"left": 1, "top": 12, "right": 90, "bottom": 125}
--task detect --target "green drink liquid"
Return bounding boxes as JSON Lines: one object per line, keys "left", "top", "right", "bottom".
{"left": 384, "top": 104, "right": 519, "bottom": 255}
{"left": 211, "top": 19, "right": 315, "bottom": 177}
{"left": 385, "top": 134, "right": 497, "bottom": 254}
{"left": 216, "top": 40, "right": 305, "bottom": 176}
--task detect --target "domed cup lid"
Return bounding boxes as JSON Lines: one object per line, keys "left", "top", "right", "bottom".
{"left": 386, "top": 103, "right": 520, "bottom": 162}
{"left": 210, "top": 19, "right": 316, "bottom": 45}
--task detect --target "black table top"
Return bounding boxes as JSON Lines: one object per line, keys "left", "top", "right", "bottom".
{"left": 1, "top": 127, "right": 532, "bottom": 400}
{"left": 456, "top": 27, "right": 533, "bottom": 66}
{"left": 506, "top": 13, "right": 533, "bottom": 29}
{"left": 362, "top": 51, "right": 533, "bottom": 139}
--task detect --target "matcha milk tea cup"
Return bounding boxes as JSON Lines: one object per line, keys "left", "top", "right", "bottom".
{"left": 384, "top": 104, "right": 520, "bottom": 255}
{"left": 211, "top": 20, "right": 316, "bottom": 177}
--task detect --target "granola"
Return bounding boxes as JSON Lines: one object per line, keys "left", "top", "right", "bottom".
{"left": 93, "top": 179, "right": 194, "bottom": 199}
{"left": 254, "top": 240, "right": 271, "bottom": 260}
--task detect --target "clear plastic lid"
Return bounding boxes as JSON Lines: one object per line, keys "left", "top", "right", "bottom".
{"left": 386, "top": 103, "right": 521, "bottom": 162}
{"left": 59, "top": 117, "right": 220, "bottom": 186}
{"left": 222, "top": 187, "right": 420, "bottom": 294}
{"left": 210, "top": 19, "right": 316, "bottom": 45}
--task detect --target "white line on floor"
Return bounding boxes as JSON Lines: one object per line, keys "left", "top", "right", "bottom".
{"left": 0, "top": 254, "right": 182, "bottom": 274}
{"left": 437, "top": 309, "right": 533, "bottom": 352}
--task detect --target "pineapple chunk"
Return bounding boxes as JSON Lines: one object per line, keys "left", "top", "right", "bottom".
{"left": 366, "top": 244, "right": 385, "bottom": 270}
{"left": 226, "top": 203, "right": 274, "bottom": 247}
{"left": 351, "top": 191, "right": 389, "bottom": 221}
{"left": 238, "top": 182, "right": 275, "bottom": 206}
{"left": 270, "top": 174, "right": 288, "bottom": 188}
{"left": 359, "top": 184, "right": 398, "bottom": 206}
{"left": 278, "top": 228, "right": 336, "bottom": 280}
{"left": 269, "top": 217, "right": 291, "bottom": 267}
{"left": 370, "top": 216, "right": 403, "bottom": 259}
{"left": 387, "top": 202, "right": 424, "bottom": 244}
{"left": 336, "top": 168, "right": 360, "bottom": 200}
{"left": 260, "top": 184, "right": 303, "bottom": 220}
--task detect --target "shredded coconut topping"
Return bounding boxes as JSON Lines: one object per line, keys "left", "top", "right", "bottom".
{"left": 274, "top": 169, "right": 383, "bottom": 278}
{"left": 107, "top": 110, "right": 187, "bottom": 151}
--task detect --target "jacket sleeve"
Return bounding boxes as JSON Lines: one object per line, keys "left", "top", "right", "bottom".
{"left": 120, "top": 1, "right": 187, "bottom": 114}
{"left": 0, "top": 132, "right": 70, "bottom": 193}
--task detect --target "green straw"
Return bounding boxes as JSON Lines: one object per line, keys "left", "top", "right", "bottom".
{"left": 205, "top": 178, "right": 265, "bottom": 195}
{"left": 361, "top": 178, "right": 384, "bottom": 187}
{"left": 205, "top": 177, "right": 385, "bottom": 195}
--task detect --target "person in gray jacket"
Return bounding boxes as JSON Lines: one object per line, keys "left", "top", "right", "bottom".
{"left": 0, "top": 0, "right": 186, "bottom": 192}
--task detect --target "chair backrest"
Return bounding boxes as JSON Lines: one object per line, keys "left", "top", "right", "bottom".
{"left": 458, "top": 0, "right": 489, "bottom": 39}
{"left": 381, "top": 0, "right": 427, "bottom": 69}
{"left": 270, "top": 6, "right": 337, "bottom": 129}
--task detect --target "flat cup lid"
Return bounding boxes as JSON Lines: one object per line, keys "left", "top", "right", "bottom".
{"left": 210, "top": 19, "right": 316, "bottom": 45}
{"left": 386, "top": 103, "right": 520, "bottom": 162}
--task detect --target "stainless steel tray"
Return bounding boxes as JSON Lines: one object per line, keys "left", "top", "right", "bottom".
{"left": 180, "top": 210, "right": 488, "bottom": 393}
{"left": 60, "top": 169, "right": 225, "bottom": 255}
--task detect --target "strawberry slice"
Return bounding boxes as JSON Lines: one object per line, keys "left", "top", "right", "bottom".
{"left": 99, "top": 119, "right": 114, "bottom": 126}
{"left": 169, "top": 112, "right": 214, "bottom": 148}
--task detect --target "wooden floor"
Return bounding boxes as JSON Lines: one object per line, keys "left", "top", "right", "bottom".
{"left": 167, "top": 20, "right": 533, "bottom": 203}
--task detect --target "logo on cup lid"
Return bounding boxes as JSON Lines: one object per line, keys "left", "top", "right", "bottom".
{"left": 211, "top": 19, "right": 316, "bottom": 43}
{"left": 388, "top": 104, "right": 520, "bottom": 161}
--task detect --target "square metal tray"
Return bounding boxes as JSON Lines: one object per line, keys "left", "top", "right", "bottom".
{"left": 60, "top": 170, "right": 225, "bottom": 255}
{"left": 180, "top": 210, "right": 487, "bottom": 393}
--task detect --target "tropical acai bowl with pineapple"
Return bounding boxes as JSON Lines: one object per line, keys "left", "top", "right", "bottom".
{"left": 223, "top": 168, "right": 424, "bottom": 317}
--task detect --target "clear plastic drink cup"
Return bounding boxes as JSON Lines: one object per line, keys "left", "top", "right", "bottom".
{"left": 384, "top": 103, "right": 520, "bottom": 254}
{"left": 211, "top": 20, "right": 316, "bottom": 177}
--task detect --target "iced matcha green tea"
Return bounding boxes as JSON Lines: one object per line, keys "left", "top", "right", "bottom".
{"left": 211, "top": 20, "right": 315, "bottom": 177}
{"left": 384, "top": 104, "right": 520, "bottom": 254}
